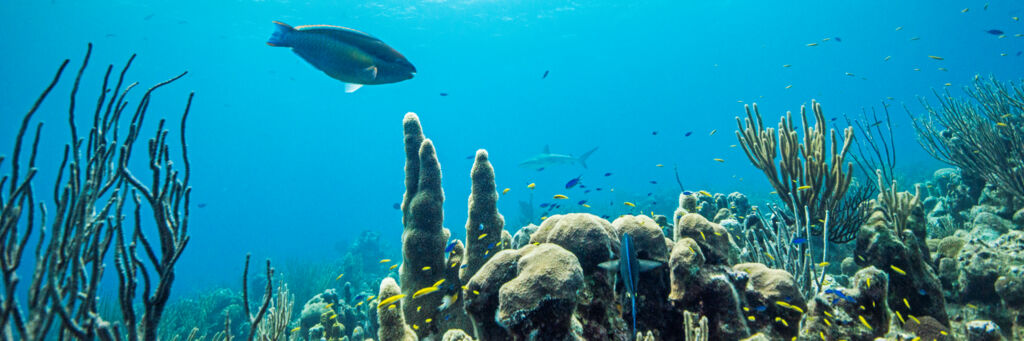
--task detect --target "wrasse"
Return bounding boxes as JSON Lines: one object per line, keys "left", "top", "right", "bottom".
{"left": 807, "top": 43, "right": 818, "bottom": 46}
{"left": 997, "top": 122, "right": 1008, "bottom": 127}
{"left": 502, "top": 188, "right": 510, "bottom": 194}
{"left": 713, "top": 158, "right": 725, "bottom": 162}
{"left": 478, "top": 233, "right": 488, "bottom": 240}
{"left": 775, "top": 301, "right": 804, "bottom": 314}
{"left": 817, "top": 262, "right": 830, "bottom": 268}
{"left": 928, "top": 55, "right": 944, "bottom": 60}
{"left": 291, "top": 327, "right": 301, "bottom": 333}
{"left": 389, "top": 264, "right": 398, "bottom": 270}
{"left": 412, "top": 286, "right": 439, "bottom": 299}
{"left": 624, "top": 202, "right": 636, "bottom": 207}
{"left": 797, "top": 185, "right": 813, "bottom": 191}
{"left": 553, "top": 194, "right": 568, "bottom": 199}
{"left": 335, "top": 273, "right": 344, "bottom": 280}
{"left": 527, "top": 183, "right": 536, "bottom": 189}
{"left": 377, "top": 294, "right": 406, "bottom": 308}
{"left": 859, "top": 315, "right": 872, "bottom": 329}
{"left": 890, "top": 265, "right": 907, "bottom": 275}
{"left": 421, "top": 266, "right": 431, "bottom": 271}
{"left": 698, "top": 190, "right": 712, "bottom": 197}
{"left": 380, "top": 259, "right": 391, "bottom": 263}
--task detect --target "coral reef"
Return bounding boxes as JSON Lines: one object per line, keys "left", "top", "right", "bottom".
{"left": 801, "top": 267, "right": 890, "bottom": 341}
{"left": 377, "top": 277, "right": 418, "bottom": 341}
{"left": 460, "top": 149, "right": 507, "bottom": 283}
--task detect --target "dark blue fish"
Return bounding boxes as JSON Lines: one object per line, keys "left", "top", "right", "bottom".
{"left": 392, "top": 203, "right": 400, "bottom": 210}
{"left": 537, "top": 167, "right": 545, "bottom": 172}
{"left": 647, "top": 192, "right": 652, "bottom": 196}
{"left": 577, "top": 200, "right": 588, "bottom": 205}
{"left": 604, "top": 172, "right": 613, "bottom": 176}
{"left": 825, "top": 289, "right": 857, "bottom": 304}
{"left": 601, "top": 215, "right": 611, "bottom": 219}
{"left": 197, "top": 203, "right": 208, "bottom": 208}
{"left": 652, "top": 131, "right": 658, "bottom": 135}
{"left": 649, "top": 180, "right": 657, "bottom": 184}
{"left": 596, "top": 187, "right": 602, "bottom": 191}
{"left": 579, "top": 184, "right": 586, "bottom": 188}
{"left": 566, "top": 175, "right": 583, "bottom": 189}
{"left": 685, "top": 131, "right": 693, "bottom": 137}
{"left": 445, "top": 314, "right": 452, "bottom": 321}
{"left": 540, "top": 203, "right": 551, "bottom": 208}
{"left": 486, "top": 242, "right": 496, "bottom": 250}
{"left": 440, "top": 92, "right": 448, "bottom": 96}
{"left": 584, "top": 190, "right": 591, "bottom": 194}
{"left": 682, "top": 191, "right": 693, "bottom": 195}
{"left": 1017, "top": 51, "right": 1022, "bottom": 57}
{"left": 598, "top": 233, "right": 663, "bottom": 337}
{"left": 830, "top": 117, "right": 837, "bottom": 122}
{"left": 466, "top": 155, "right": 474, "bottom": 159}
{"left": 460, "top": 264, "right": 468, "bottom": 269}
{"left": 754, "top": 305, "right": 767, "bottom": 312}
{"left": 834, "top": 37, "right": 842, "bottom": 42}
{"left": 445, "top": 240, "right": 457, "bottom": 253}
{"left": 267, "top": 21, "right": 416, "bottom": 93}
{"left": 986, "top": 29, "right": 1004, "bottom": 35}
{"left": 791, "top": 238, "right": 808, "bottom": 245}
{"left": 918, "top": 288, "right": 927, "bottom": 295}
{"left": 478, "top": 223, "right": 485, "bottom": 230}
{"left": 353, "top": 294, "right": 366, "bottom": 301}
{"left": 542, "top": 70, "right": 549, "bottom": 79}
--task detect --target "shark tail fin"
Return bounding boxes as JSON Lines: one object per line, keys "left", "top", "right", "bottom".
{"left": 578, "top": 147, "right": 598, "bottom": 168}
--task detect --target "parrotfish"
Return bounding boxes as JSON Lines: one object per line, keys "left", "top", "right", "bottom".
{"left": 267, "top": 21, "right": 416, "bottom": 93}
{"left": 599, "top": 233, "right": 663, "bottom": 338}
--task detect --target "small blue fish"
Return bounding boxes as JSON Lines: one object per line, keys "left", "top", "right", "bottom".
{"left": 540, "top": 203, "right": 551, "bottom": 208}
{"left": 353, "top": 294, "right": 366, "bottom": 301}
{"left": 824, "top": 289, "right": 857, "bottom": 304}
{"left": 754, "top": 305, "right": 767, "bottom": 312}
{"left": 834, "top": 37, "right": 842, "bottom": 42}
{"left": 537, "top": 167, "right": 545, "bottom": 172}
{"left": 986, "top": 29, "right": 1004, "bottom": 35}
{"left": 596, "top": 187, "right": 603, "bottom": 191}
{"left": 577, "top": 200, "right": 588, "bottom": 205}
{"left": 460, "top": 264, "right": 468, "bottom": 269}
{"left": 918, "top": 288, "right": 927, "bottom": 295}
{"left": 647, "top": 192, "right": 652, "bottom": 196}
{"left": 486, "top": 242, "right": 496, "bottom": 250}
{"left": 601, "top": 215, "right": 610, "bottom": 219}
{"left": 649, "top": 180, "right": 657, "bottom": 184}
{"left": 445, "top": 314, "right": 452, "bottom": 321}
{"left": 584, "top": 190, "right": 592, "bottom": 194}
{"left": 682, "top": 191, "right": 693, "bottom": 195}
{"left": 791, "top": 238, "right": 808, "bottom": 245}
{"left": 565, "top": 175, "right": 583, "bottom": 189}
{"left": 542, "top": 70, "right": 549, "bottom": 79}
{"left": 479, "top": 223, "right": 485, "bottom": 230}
{"left": 440, "top": 92, "right": 448, "bottom": 96}
{"left": 392, "top": 203, "right": 400, "bottom": 209}
{"left": 604, "top": 172, "right": 613, "bottom": 176}
{"left": 445, "top": 240, "right": 457, "bottom": 253}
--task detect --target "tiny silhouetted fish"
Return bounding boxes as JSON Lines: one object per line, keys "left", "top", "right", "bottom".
{"left": 986, "top": 29, "right": 1004, "bottom": 35}
{"left": 834, "top": 37, "right": 842, "bottom": 42}
{"left": 584, "top": 190, "right": 591, "bottom": 194}
{"left": 604, "top": 172, "right": 613, "bottom": 176}
{"left": 792, "top": 238, "right": 807, "bottom": 245}
{"left": 649, "top": 180, "right": 657, "bottom": 184}
{"left": 440, "top": 92, "right": 448, "bottom": 96}
{"left": 197, "top": 203, "right": 208, "bottom": 208}
{"left": 601, "top": 215, "right": 610, "bottom": 219}
{"left": 685, "top": 131, "right": 693, "bottom": 137}
{"left": 542, "top": 70, "right": 549, "bottom": 79}
{"left": 652, "top": 131, "right": 658, "bottom": 135}
{"left": 578, "top": 200, "right": 587, "bottom": 205}
{"left": 918, "top": 288, "right": 927, "bottom": 295}
{"left": 144, "top": 13, "right": 155, "bottom": 20}
{"left": 565, "top": 175, "right": 583, "bottom": 189}
{"left": 754, "top": 305, "right": 767, "bottom": 312}
{"left": 540, "top": 203, "right": 551, "bottom": 208}
{"left": 537, "top": 167, "right": 545, "bottom": 172}
{"left": 392, "top": 203, "right": 400, "bottom": 210}
{"left": 647, "top": 192, "right": 652, "bottom": 196}
{"left": 596, "top": 187, "right": 603, "bottom": 191}
{"left": 1017, "top": 51, "right": 1022, "bottom": 56}
{"left": 831, "top": 117, "right": 837, "bottom": 122}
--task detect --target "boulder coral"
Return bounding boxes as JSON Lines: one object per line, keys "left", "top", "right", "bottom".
{"left": 668, "top": 237, "right": 752, "bottom": 340}
{"left": 464, "top": 244, "right": 584, "bottom": 341}
{"left": 733, "top": 263, "right": 804, "bottom": 339}
{"left": 611, "top": 215, "right": 676, "bottom": 338}
{"left": 801, "top": 267, "right": 890, "bottom": 341}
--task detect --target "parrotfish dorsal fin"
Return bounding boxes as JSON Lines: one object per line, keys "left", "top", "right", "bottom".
{"left": 296, "top": 25, "right": 410, "bottom": 63}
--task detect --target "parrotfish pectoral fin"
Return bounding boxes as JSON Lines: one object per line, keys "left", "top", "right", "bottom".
{"left": 362, "top": 66, "right": 378, "bottom": 80}
{"left": 598, "top": 260, "right": 620, "bottom": 271}
{"left": 344, "top": 83, "right": 364, "bottom": 93}
{"left": 267, "top": 21, "right": 294, "bottom": 47}
{"left": 637, "top": 259, "right": 663, "bottom": 272}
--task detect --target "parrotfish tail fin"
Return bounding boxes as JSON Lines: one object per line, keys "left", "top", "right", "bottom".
{"left": 267, "top": 21, "right": 294, "bottom": 47}
{"left": 631, "top": 295, "right": 637, "bottom": 338}
{"left": 597, "top": 260, "right": 619, "bottom": 271}
{"left": 344, "top": 83, "right": 364, "bottom": 93}
{"left": 578, "top": 147, "right": 598, "bottom": 168}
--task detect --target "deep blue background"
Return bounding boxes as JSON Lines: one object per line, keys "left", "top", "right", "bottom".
{"left": 1, "top": 0, "right": 1021, "bottom": 295}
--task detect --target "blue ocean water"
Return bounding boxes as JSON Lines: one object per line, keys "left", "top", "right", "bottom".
{"left": 0, "top": 0, "right": 1021, "bottom": 307}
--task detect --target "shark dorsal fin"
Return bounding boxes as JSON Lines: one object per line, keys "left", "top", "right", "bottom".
{"left": 543, "top": 144, "right": 550, "bottom": 154}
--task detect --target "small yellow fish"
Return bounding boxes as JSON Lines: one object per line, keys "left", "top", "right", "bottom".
{"left": 884, "top": 55, "right": 891, "bottom": 61}
{"left": 698, "top": 190, "right": 711, "bottom": 197}
{"left": 473, "top": 290, "right": 480, "bottom": 295}
{"left": 797, "top": 185, "right": 813, "bottom": 191}
{"left": 335, "top": 273, "right": 344, "bottom": 280}
{"left": 325, "top": 303, "right": 334, "bottom": 309}
{"left": 700, "top": 231, "right": 707, "bottom": 241}
{"left": 944, "top": 83, "right": 952, "bottom": 86}
{"left": 433, "top": 279, "right": 447, "bottom": 288}
{"left": 1014, "top": 16, "right": 1019, "bottom": 21}
{"left": 412, "top": 286, "right": 439, "bottom": 299}
{"left": 903, "top": 298, "right": 911, "bottom": 309}
{"left": 582, "top": 204, "right": 591, "bottom": 208}
{"left": 775, "top": 301, "right": 804, "bottom": 314}
{"left": 540, "top": 216, "right": 547, "bottom": 220}
{"left": 502, "top": 188, "right": 510, "bottom": 194}
{"left": 478, "top": 233, "right": 488, "bottom": 240}
{"left": 417, "top": 305, "right": 422, "bottom": 312}
{"left": 962, "top": 7, "right": 969, "bottom": 13}
{"left": 866, "top": 277, "right": 871, "bottom": 288}
{"left": 380, "top": 259, "right": 391, "bottom": 263}
{"left": 1001, "top": 114, "right": 1012, "bottom": 119}
{"left": 769, "top": 191, "right": 777, "bottom": 195}
{"left": 775, "top": 317, "right": 789, "bottom": 327}
{"left": 291, "top": 326, "right": 301, "bottom": 333}
{"left": 859, "top": 315, "right": 872, "bottom": 329}
{"left": 413, "top": 324, "right": 419, "bottom": 330}
{"left": 845, "top": 72, "right": 855, "bottom": 77}
{"left": 747, "top": 315, "right": 756, "bottom": 321}
{"left": 355, "top": 301, "right": 364, "bottom": 307}
{"left": 890, "top": 265, "right": 907, "bottom": 275}
{"left": 823, "top": 318, "right": 831, "bottom": 327}
{"left": 909, "top": 314, "right": 920, "bottom": 324}
{"left": 822, "top": 37, "right": 831, "bottom": 41}
{"left": 817, "top": 262, "right": 830, "bottom": 268}
{"left": 928, "top": 55, "right": 944, "bottom": 60}
{"left": 966, "top": 303, "right": 978, "bottom": 309}
{"left": 895, "top": 26, "right": 903, "bottom": 31}
{"left": 997, "top": 122, "right": 1008, "bottom": 127}
{"left": 807, "top": 43, "right": 818, "bottom": 46}
{"left": 388, "top": 304, "right": 396, "bottom": 309}
{"left": 783, "top": 64, "right": 792, "bottom": 68}
{"left": 785, "top": 84, "right": 792, "bottom": 89}
{"left": 819, "top": 332, "right": 825, "bottom": 341}
{"left": 729, "top": 144, "right": 737, "bottom": 148}
{"left": 390, "top": 264, "right": 398, "bottom": 270}
{"left": 656, "top": 164, "right": 664, "bottom": 167}
{"left": 764, "top": 252, "right": 775, "bottom": 261}
{"left": 624, "top": 202, "right": 636, "bottom": 207}
{"left": 421, "top": 266, "right": 431, "bottom": 271}
{"left": 527, "top": 183, "right": 536, "bottom": 189}
{"left": 377, "top": 294, "right": 406, "bottom": 308}
{"left": 896, "top": 310, "right": 905, "bottom": 324}
{"left": 425, "top": 318, "right": 433, "bottom": 323}
{"left": 823, "top": 311, "right": 833, "bottom": 318}
{"left": 709, "top": 129, "right": 717, "bottom": 136}
{"left": 330, "top": 314, "right": 337, "bottom": 319}
{"left": 367, "top": 295, "right": 375, "bottom": 301}
{"left": 553, "top": 194, "right": 568, "bottom": 199}
{"left": 713, "top": 158, "right": 724, "bottom": 162}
